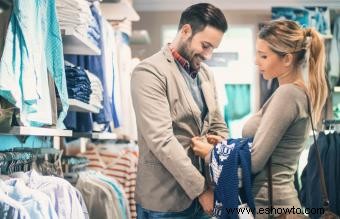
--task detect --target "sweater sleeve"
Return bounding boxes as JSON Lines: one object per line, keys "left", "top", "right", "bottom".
{"left": 251, "top": 86, "right": 300, "bottom": 174}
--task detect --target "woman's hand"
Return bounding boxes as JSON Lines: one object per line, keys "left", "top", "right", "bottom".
{"left": 206, "top": 134, "right": 223, "bottom": 145}
{"left": 191, "top": 137, "right": 214, "bottom": 158}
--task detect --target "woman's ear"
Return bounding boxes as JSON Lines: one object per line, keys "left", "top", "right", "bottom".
{"left": 283, "top": 53, "right": 294, "bottom": 67}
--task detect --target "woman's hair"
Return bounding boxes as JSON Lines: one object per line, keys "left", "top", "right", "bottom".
{"left": 258, "top": 20, "right": 328, "bottom": 123}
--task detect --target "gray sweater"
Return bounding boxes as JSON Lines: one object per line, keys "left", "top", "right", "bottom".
{"left": 242, "top": 84, "right": 309, "bottom": 210}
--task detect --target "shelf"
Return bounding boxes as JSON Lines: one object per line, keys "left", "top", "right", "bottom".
{"left": 58, "top": 99, "right": 100, "bottom": 113}
{"left": 68, "top": 99, "right": 100, "bottom": 113}
{"left": 322, "top": 34, "right": 333, "bottom": 40}
{"left": 0, "top": 126, "right": 72, "bottom": 137}
{"left": 61, "top": 29, "right": 101, "bottom": 55}
{"left": 72, "top": 132, "right": 117, "bottom": 140}
{"left": 72, "top": 132, "right": 93, "bottom": 138}
{"left": 92, "top": 132, "right": 117, "bottom": 140}
{"left": 334, "top": 86, "right": 340, "bottom": 92}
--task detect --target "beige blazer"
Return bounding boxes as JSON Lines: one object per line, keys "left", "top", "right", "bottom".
{"left": 131, "top": 46, "right": 228, "bottom": 212}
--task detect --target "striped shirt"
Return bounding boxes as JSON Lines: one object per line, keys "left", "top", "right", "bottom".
{"left": 80, "top": 147, "right": 138, "bottom": 219}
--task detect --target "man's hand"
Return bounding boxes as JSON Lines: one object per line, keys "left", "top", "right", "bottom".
{"left": 198, "top": 189, "right": 214, "bottom": 215}
{"left": 191, "top": 137, "right": 213, "bottom": 158}
{"left": 206, "top": 134, "right": 224, "bottom": 145}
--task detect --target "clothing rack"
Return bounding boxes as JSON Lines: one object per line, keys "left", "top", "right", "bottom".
{"left": 0, "top": 148, "right": 63, "bottom": 175}
{"left": 322, "top": 119, "right": 340, "bottom": 133}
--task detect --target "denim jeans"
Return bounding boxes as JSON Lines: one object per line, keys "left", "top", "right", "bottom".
{"left": 136, "top": 199, "right": 211, "bottom": 219}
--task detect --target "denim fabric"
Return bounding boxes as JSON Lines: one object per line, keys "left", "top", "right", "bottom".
{"left": 64, "top": 111, "right": 93, "bottom": 132}
{"left": 0, "top": 0, "right": 68, "bottom": 127}
{"left": 136, "top": 200, "right": 211, "bottom": 219}
{"left": 65, "top": 65, "right": 92, "bottom": 103}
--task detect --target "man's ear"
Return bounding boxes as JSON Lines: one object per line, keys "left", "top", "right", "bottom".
{"left": 180, "top": 24, "right": 192, "bottom": 40}
{"left": 283, "top": 53, "right": 294, "bottom": 67}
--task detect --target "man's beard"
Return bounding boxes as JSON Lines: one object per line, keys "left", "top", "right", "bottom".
{"left": 177, "top": 39, "right": 192, "bottom": 62}
{"left": 177, "top": 38, "right": 204, "bottom": 71}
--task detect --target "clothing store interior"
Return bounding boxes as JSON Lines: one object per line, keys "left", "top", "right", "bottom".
{"left": 0, "top": 0, "right": 340, "bottom": 218}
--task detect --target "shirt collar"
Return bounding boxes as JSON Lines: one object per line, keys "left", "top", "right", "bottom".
{"left": 169, "top": 46, "right": 198, "bottom": 79}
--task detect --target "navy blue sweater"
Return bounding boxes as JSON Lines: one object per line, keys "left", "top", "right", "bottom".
{"left": 210, "top": 138, "right": 255, "bottom": 219}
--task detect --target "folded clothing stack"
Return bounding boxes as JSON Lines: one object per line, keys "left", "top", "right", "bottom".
{"left": 56, "top": 0, "right": 93, "bottom": 40}
{"left": 65, "top": 65, "right": 92, "bottom": 103}
{"left": 86, "top": 71, "right": 103, "bottom": 110}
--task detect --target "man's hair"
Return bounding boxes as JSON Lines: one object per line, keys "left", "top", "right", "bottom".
{"left": 178, "top": 3, "right": 228, "bottom": 35}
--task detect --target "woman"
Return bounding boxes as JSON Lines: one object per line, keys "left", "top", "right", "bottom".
{"left": 191, "top": 20, "right": 328, "bottom": 218}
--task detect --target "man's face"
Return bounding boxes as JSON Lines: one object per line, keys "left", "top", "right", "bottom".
{"left": 178, "top": 25, "right": 224, "bottom": 71}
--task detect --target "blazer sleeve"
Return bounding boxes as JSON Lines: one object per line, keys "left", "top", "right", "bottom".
{"left": 131, "top": 62, "right": 206, "bottom": 200}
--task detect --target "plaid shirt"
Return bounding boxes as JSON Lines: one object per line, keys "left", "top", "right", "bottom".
{"left": 170, "top": 47, "right": 198, "bottom": 79}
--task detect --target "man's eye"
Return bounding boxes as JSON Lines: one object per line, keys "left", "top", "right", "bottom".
{"left": 261, "top": 56, "right": 267, "bottom": 59}
{"left": 202, "top": 44, "right": 209, "bottom": 49}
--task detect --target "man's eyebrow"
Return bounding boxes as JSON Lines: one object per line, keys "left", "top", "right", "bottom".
{"left": 203, "top": 41, "right": 215, "bottom": 48}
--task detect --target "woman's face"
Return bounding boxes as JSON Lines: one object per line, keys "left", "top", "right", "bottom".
{"left": 255, "top": 38, "right": 287, "bottom": 80}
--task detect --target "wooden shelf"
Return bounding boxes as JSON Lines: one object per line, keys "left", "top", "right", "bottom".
{"left": 322, "top": 34, "right": 333, "bottom": 40}
{"left": 92, "top": 132, "right": 117, "bottom": 140}
{"left": 61, "top": 29, "right": 101, "bottom": 55}
{"left": 72, "top": 132, "right": 117, "bottom": 140}
{"left": 72, "top": 132, "right": 93, "bottom": 138}
{"left": 0, "top": 126, "right": 72, "bottom": 137}
{"left": 58, "top": 99, "right": 100, "bottom": 113}
{"left": 68, "top": 99, "right": 100, "bottom": 113}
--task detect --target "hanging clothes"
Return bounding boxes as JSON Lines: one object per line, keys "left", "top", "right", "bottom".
{"left": 64, "top": 4, "right": 120, "bottom": 132}
{"left": 115, "top": 32, "right": 138, "bottom": 140}
{"left": 329, "top": 16, "right": 340, "bottom": 87}
{"left": 300, "top": 131, "right": 340, "bottom": 218}
{"left": 224, "top": 84, "right": 251, "bottom": 121}
{"left": 79, "top": 142, "right": 138, "bottom": 219}
{"left": 0, "top": 0, "right": 68, "bottom": 128}
{"left": 102, "top": 19, "right": 120, "bottom": 128}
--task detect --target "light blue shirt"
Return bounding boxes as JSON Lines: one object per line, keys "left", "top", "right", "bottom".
{"left": 0, "top": 183, "right": 30, "bottom": 219}
{"left": 25, "top": 170, "right": 85, "bottom": 219}
{"left": 0, "top": 0, "right": 68, "bottom": 127}
{"left": 4, "top": 179, "right": 58, "bottom": 219}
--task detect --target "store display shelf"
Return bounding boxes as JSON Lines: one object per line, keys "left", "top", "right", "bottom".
{"left": 92, "top": 132, "right": 117, "bottom": 140}
{"left": 58, "top": 99, "right": 100, "bottom": 113}
{"left": 0, "top": 126, "right": 72, "bottom": 137}
{"left": 72, "top": 132, "right": 117, "bottom": 140}
{"left": 68, "top": 99, "right": 100, "bottom": 113}
{"left": 322, "top": 34, "right": 333, "bottom": 40}
{"left": 61, "top": 29, "right": 101, "bottom": 55}
{"left": 72, "top": 132, "right": 93, "bottom": 138}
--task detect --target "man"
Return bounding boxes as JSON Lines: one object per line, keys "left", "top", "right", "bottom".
{"left": 131, "top": 3, "right": 228, "bottom": 218}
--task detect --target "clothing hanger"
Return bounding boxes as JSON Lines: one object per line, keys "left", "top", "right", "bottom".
{"left": 322, "top": 119, "right": 340, "bottom": 134}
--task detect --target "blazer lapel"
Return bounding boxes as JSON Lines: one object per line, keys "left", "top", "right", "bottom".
{"left": 163, "top": 46, "right": 202, "bottom": 130}
{"left": 199, "top": 72, "right": 214, "bottom": 125}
